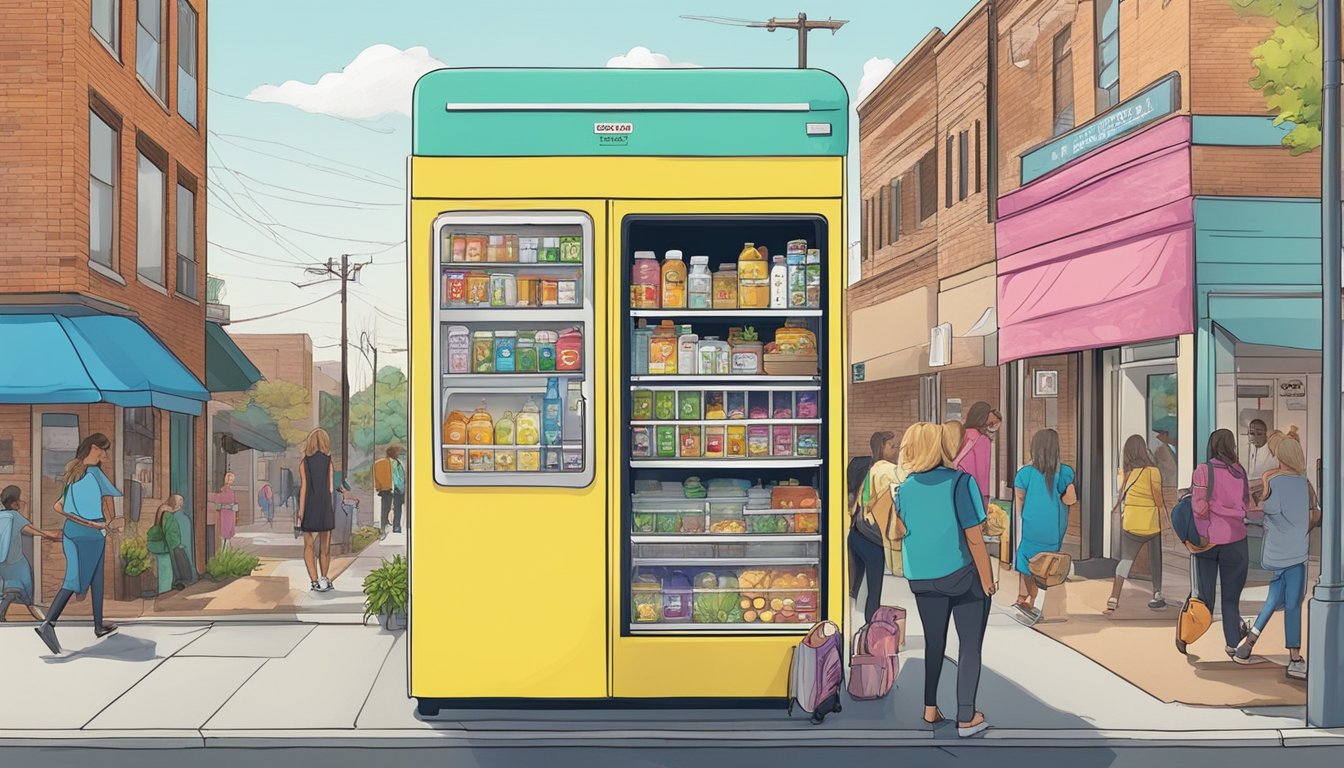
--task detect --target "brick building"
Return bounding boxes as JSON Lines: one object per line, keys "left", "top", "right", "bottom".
{"left": 0, "top": 0, "right": 254, "bottom": 607}
{"left": 849, "top": 2, "right": 1005, "bottom": 497}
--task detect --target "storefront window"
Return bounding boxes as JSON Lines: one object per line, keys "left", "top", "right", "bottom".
{"left": 39, "top": 414, "right": 80, "bottom": 530}
{"left": 124, "top": 407, "right": 156, "bottom": 507}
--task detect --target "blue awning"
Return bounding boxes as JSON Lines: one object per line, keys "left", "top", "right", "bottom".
{"left": 1209, "top": 295, "right": 1322, "bottom": 351}
{"left": 0, "top": 313, "right": 210, "bottom": 415}
{"left": 206, "top": 322, "right": 263, "bottom": 393}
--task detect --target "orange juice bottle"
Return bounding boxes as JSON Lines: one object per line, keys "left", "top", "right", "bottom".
{"left": 660, "top": 250, "right": 687, "bottom": 308}
{"left": 737, "top": 242, "right": 769, "bottom": 308}
{"left": 467, "top": 402, "right": 495, "bottom": 444}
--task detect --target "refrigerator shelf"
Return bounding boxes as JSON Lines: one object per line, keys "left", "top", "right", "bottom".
{"left": 629, "top": 459, "right": 823, "bottom": 469}
{"left": 442, "top": 262, "right": 582, "bottom": 270}
{"left": 627, "top": 624, "right": 812, "bottom": 635}
{"left": 629, "top": 376, "right": 820, "bottom": 386}
{"left": 629, "top": 309, "right": 822, "bottom": 319}
{"left": 630, "top": 534, "right": 822, "bottom": 544}
{"left": 438, "top": 308, "right": 588, "bottom": 322}
{"left": 630, "top": 419, "right": 822, "bottom": 427}
{"left": 629, "top": 557, "right": 819, "bottom": 567}
{"left": 443, "top": 372, "right": 585, "bottom": 381}
{"left": 442, "top": 443, "right": 584, "bottom": 450}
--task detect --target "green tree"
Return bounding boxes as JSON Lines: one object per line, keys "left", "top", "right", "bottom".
{"left": 1231, "top": 0, "right": 1322, "bottom": 155}
{"left": 350, "top": 366, "right": 408, "bottom": 454}
{"left": 245, "top": 380, "right": 311, "bottom": 446}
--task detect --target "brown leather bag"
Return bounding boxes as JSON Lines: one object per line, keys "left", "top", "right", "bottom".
{"left": 1028, "top": 551, "right": 1072, "bottom": 589}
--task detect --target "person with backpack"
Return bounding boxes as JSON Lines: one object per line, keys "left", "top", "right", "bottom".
{"left": 1013, "top": 429, "right": 1077, "bottom": 625}
{"left": 1105, "top": 435, "right": 1169, "bottom": 615}
{"left": 1190, "top": 429, "right": 1252, "bottom": 658}
{"left": 850, "top": 431, "right": 899, "bottom": 624}
{"left": 896, "top": 422, "right": 995, "bottom": 738}
{"left": 148, "top": 495, "right": 193, "bottom": 591}
{"left": 846, "top": 454, "right": 874, "bottom": 604}
{"left": 1233, "top": 437, "right": 1316, "bottom": 678}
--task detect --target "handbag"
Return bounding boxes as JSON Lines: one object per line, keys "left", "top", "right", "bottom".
{"left": 146, "top": 524, "right": 169, "bottom": 555}
{"left": 1176, "top": 593, "right": 1213, "bottom": 653}
{"left": 852, "top": 471, "right": 906, "bottom": 547}
{"left": 1028, "top": 551, "right": 1072, "bottom": 589}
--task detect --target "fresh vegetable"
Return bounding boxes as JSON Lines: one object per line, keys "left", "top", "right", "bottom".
{"left": 655, "top": 514, "right": 679, "bottom": 533}
{"left": 633, "top": 513, "right": 654, "bottom": 532}
{"left": 709, "top": 519, "right": 747, "bottom": 533}
{"left": 747, "top": 514, "right": 789, "bottom": 534}
{"left": 692, "top": 571, "right": 743, "bottom": 623}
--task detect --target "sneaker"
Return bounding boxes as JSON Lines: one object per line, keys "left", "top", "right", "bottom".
{"left": 310, "top": 581, "right": 321, "bottom": 591}
{"left": 94, "top": 623, "right": 119, "bottom": 639}
{"left": 1148, "top": 594, "right": 1168, "bottom": 610}
{"left": 1012, "top": 604, "right": 1041, "bottom": 627}
{"left": 1287, "top": 658, "right": 1307, "bottom": 680}
{"left": 1226, "top": 646, "right": 1240, "bottom": 659}
{"left": 34, "top": 623, "right": 61, "bottom": 655}
{"left": 318, "top": 577, "right": 333, "bottom": 592}
{"left": 1234, "top": 636, "right": 1255, "bottom": 661}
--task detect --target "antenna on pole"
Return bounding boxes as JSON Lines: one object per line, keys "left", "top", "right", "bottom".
{"left": 681, "top": 13, "right": 847, "bottom": 68}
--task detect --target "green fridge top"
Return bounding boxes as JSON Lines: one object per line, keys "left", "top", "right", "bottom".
{"left": 412, "top": 68, "right": 849, "bottom": 158}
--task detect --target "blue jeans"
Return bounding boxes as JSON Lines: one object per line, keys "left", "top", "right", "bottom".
{"left": 1252, "top": 562, "right": 1307, "bottom": 648}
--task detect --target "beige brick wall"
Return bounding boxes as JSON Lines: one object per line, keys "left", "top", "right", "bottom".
{"left": 847, "top": 377, "right": 921, "bottom": 459}
{"left": 1193, "top": 145, "right": 1321, "bottom": 198}
{"left": 1190, "top": 0, "right": 1276, "bottom": 115}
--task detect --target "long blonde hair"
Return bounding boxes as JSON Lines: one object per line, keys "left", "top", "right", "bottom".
{"left": 302, "top": 428, "right": 332, "bottom": 457}
{"left": 903, "top": 422, "right": 951, "bottom": 474}
{"left": 942, "top": 421, "right": 966, "bottom": 467}
{"left": 1275, "top": 437, "right": 1307, "bottom": 475}
{"left": 63, "top": 433, "right": 111, "bottom": 487}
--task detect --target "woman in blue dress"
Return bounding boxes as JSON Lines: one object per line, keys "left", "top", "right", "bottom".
{"left": 33, "top": 433, "right": 123, "bottom": 655}
{"left": 1, "top": 486, "right": 61, "bottom": 621}
{"left": 1013, "top": 429, "right": 1077, "bottom": 625}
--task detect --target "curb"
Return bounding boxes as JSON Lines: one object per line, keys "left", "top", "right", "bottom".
{"left": 1, "top": 727, "right": 1341, "bottom": 749}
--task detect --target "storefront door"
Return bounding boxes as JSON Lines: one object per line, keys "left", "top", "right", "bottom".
{"left": 30, "top": 411, "right": 81, "bottom": 603}
{"left": 169, "top": 413, "right": 196, "bottom": 574}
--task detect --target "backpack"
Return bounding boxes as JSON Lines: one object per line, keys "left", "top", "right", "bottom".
{"left": 847, "top": 616, "right": 901, "bottom": 701}
{"left": 787, "top": 620, "right": 845, "bottom": 724}
{"left": 373, "top": 458, "right": 393, "bottom": 493}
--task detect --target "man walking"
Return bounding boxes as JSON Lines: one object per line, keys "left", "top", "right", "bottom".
{"left": 375, "top": 445, "right": 406, "bottom": 536}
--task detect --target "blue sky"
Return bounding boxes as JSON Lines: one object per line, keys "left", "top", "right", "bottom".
{"left": 207, "top": 0, "right": 980, "bottom": 383}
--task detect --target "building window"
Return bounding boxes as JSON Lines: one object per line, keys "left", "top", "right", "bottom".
{"left": 974, "top": 121, "right": 982, "bottom": 194}
{"left": 176, "top": 182, "right": 197, "bottom": 298}
{"left": 1095, "top": 0, "right": 1119, "bottom": 112}
{"left": 958, "top": 130, "right": 969, "bottom": 201}
{"left": 878, "top": 184, "right": 888, "bottom": 247}
{"left": 92, "top": 0, "right": 119, "bottom": 54}
{"left": 89, "top": 109, "right": 118, "bottom": 269}
{"left": 917, "top": 149, "right": 937, "bottom": 222}
{"left": 861, "top": 198, "right": 870, "bottom": 260}
{"left": 124, "top": 407, "right": 156, "bottom": 502}
{"left": 944, "top": 135, "right": 954, "bottom": 209}
{"left": 177, "top": 0, "right": 198, "bottom": 126}
{"left": 1053, "top": 26, "right": 1075, "bottom": 136}
{"left": 137, "top": 149, "right": 166, "bottom": 285}
{"left": 889, "top": 178, "right": 901, "bottom": 244}
{"left": 136, "top": 0, "right": 166, "bottom": 100}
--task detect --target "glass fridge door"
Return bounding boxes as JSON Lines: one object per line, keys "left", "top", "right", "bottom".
{"left": 432, "top": 211, "right": 595, "bottom": 488}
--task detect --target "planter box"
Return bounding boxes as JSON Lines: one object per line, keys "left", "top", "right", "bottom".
{"left": 379, "top": 611, "right": 407, "bottom": 632}
{"left": 121, "top": 571, "right": 156, "bottom": 599}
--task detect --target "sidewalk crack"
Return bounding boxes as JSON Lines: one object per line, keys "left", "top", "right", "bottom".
{"left": 352, "top": 635, "right": 400, "bottom": 729}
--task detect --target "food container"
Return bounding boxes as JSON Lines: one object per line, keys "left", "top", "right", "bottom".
{"left": 704, "top": 426, "right": 725, "bottom": 458}
{"left": 536, "top": 330, "right": 558, "bottom": 372}
{"left": 449, "top": 234, "right": 466, "bottom": 263}
{"left": 489, "top": 273, "right": 515, "bottom": 307}
{"left": 563, "top": 449, "right": 583, "bottom": 472}
{"left": 446, "top": 325, "right": 470, "bottom": 374}
{"left": 558, "top": 279, "right": 578, "bottom": 307}
{"left": 444, "top": 271, "right": 466, "bottom": 305}
{"left": 467, "top": 448, "right": 494, "bottom": 472}
{"left": 796, "top": 391, "right": 820, "bottom": 419}
{"left": 726, "top": 392, "right": 747, "bottom": 420}
{"left": 655, "top": 425, "right": 677, "bottom": 458}
{"left": 713, "top": 264, "right": 739, "bottom": 309}
{"left": 708, "top": 501, "right": 747, "bottom": 534}
{"left": 631, "top": 578, "right": 662, "bottom": 623}
{"left": 540, "top": 279, "right": 560, "bottom": 306}
{"left": 772, "top": 425, "right": 794, "bottom": 456}
{"left": 442, "top": 448, "right": 466, "bottom": 472}
{"left": 726, "top": 425, "right": 747, "bottom": 457}
{"left": 787, "top": 239, "right": 808, "bottom": 255}
{"left": 631, "top": 251, "right": 661, "bottom": 309}
{"left": 631, "top": 389, "right": 655, "bottom": 420}
{"left": 763, "top": 352, "right": 819, "bottom": 376}
{"left": 678, "top": 332, "right": 699, "bottom": 376}
{"left": 696, "top": 338, "right": 731, "bottom": 375}
{"left": 631, "top": 324, "right": 653, "bottom": 376}
{"left": 654, "top": 391, "right": 676, "bottom": 421}
{"left": 518, "top": 237, "right": 539, "bottom": 263}
{"left": 516, "top": 448, "right": 540, "bottom": 471}
{"left": 796, "top": 426, "right": 820, "bottom": 457}
{"left": 556, "top": 328, "right": 583, "bottom": 372}
{"left": 787, "top": 253, "right": 807, "bottom": 308}
{"left": 678, "top": 426, "right": 703, "bottom": 458}
{"left": 771, "top": 485, "right": 819, "bottom": 511}
{"left": 747, "top": 425, "right": 771, "bottom": 457}
{"left": 465, "top": 271, "right": 490, "bottom": 305}
{"left": 704, "top": 391, "right": 726, "bottom": 419}
{"left": 805, "top": 249, "right": 822, "bottom": 308}
{"left": 677, "top": 390, "right": 702, "bottom": 421}
{"left": 662, "top": 571, "right": 693, "bottom": 623}
{"left": 731, "top": 340, "right": 763, "bottom": 375}
{"left": 516, "top": 278, "right": 536, "bottom": 307}
{"left": 793, "top": 511, "right": 819, "bottom": 533}
{"left": 559, "top": 236, "right": 583, "bottom": 263}
{"left": 471, "top": 331, "right": 495, "bottom": 373}
{"left": 748, "top": 391, "right": 770, "bottom": 419}
{"left": 773, "top": 391, "right": 794, "bottom": 419}
{"left": 631, "top": 426, "right": 652, "bottom": 457}
{"left": 461, "top": 235, "right": 487, "bottom": 262}
{"left": 516, "top": 333, "right": 538, "bottom": 372}
{"left": 680, "top": 512, "right": 706, "bottom": 533}
{"left": 493, "top": 331, "right": 517, "bottom": 373}
{"left": 486, "top": 235, "right": 508, "bottom": 262}
{"left": 649, "top": 321, "right": 679, "bottom": 375}
{"left": 747, "top": 511, "right": 791, "bottom": 534}
{"left": 494, "top": 449, "right": 517, "bottom": 472}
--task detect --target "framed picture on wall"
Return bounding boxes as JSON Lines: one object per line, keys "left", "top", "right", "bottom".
{"left": 1032, "top": 370, "right": 1059, "bottom": 398}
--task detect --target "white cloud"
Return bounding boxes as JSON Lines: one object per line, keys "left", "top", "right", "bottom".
{"left": 606, "top": 46, "right": 700, "bottom": 68}
{"left": 246, "top": 44, "right": 447, "bottom": 119}
{"left": 856, "top": 57, "right": 896, "bottom": 105}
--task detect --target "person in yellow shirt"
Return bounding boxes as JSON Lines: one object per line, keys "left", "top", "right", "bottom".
{"left": 1105, "top": 435, "right": 1168, "bottom": 614}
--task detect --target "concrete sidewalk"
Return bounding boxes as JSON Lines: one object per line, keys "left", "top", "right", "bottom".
{"left": 0, "top": 574, "right": 1342, "bottom": 750}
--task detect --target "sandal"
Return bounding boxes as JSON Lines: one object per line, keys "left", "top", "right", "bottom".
{"left": 923, "top": 708, "right": 946, "bottom": 725}
{"left": 958, "top": 712, "right": 990, "bottom": 738}
{"left": 1104, "top": 597, "right": 1119, "bottom": 615}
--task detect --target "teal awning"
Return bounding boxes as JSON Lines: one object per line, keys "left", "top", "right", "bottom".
{"left": 206, "top": 323, "right": 262, "bottom": 393}
{"left": 1209, "top": 295, "right": 1322, "bottom": 350}
{"left": 0, "top": 313, "right": 210, "bottom": 415}
{"left": 214, "top": 403, "right": 287, "bottom": 453}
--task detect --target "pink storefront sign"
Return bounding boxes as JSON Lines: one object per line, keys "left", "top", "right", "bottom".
{"left": 996, "top": 115, "right": 1195, "bottom": 363}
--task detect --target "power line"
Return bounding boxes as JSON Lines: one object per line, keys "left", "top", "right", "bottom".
{"left": 265, "top": 221, "right": 404, "bottom": 246}
{"left": 208, "top": 145, "right": 323, "bottom": 261}
{"left": 212, "top": 132, "right": 402, "bottom": 183}
{"left": 207, "top": 87, "right": 396, "bottom": 135}
{"left": 229, "top": 290, "right": 340, "bottom": 323}
{"left": 209, "top": 131, "right": 402, "bottom": 190}
{"left": 207, "top": 168, "right": 401, "bottom": 207}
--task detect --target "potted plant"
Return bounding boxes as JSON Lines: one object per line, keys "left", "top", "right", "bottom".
{"left": 363, "top": 554, "right": 408, "bottom": 631}
{"left": 120, "top": 536, "right": 156, "bottom": 598}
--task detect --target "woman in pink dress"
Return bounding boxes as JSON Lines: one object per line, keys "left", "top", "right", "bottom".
{"left": 213, "top": 471, "right": 238, "bottom": 548}
{"left": 957, "top": 402, "right": 1001, "bottom": 511}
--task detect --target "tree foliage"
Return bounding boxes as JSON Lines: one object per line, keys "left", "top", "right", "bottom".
{"left": 245, "top": 380, "right": 311, "bottom": 446}
{"left": 1231, "top": 0, "right": 1322, "bottom": 155}
{"left": 350, "top": 366, "right": 408, "bottom": 454}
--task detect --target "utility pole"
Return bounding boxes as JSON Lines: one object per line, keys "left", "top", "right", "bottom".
{"left": 681, "top": 13, "right": 847, "bottom": 68}
{"left": 295, "top": 255, "right": 368, "bottom": 482}
{"left": 359, "top": 331, "right": 379, "bottom": 521}
{"left": 1309, "top": 0, "right": 1344, "bottom": 729}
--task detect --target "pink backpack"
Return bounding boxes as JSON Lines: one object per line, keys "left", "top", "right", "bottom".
{"left": 847, "top": 616, "right": 901, "bottom": 700}
{"left": 788, "top": 620, "right": 845, "bottom": 724}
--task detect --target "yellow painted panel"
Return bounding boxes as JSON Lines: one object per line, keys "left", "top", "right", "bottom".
{"left": 411, "top": 156, "right": 844, "bottom": 201}
{"left": 407, "top": 197, "right": 609, "bottom": 699}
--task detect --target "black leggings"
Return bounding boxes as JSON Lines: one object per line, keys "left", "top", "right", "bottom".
{"left": 848, "top": 528, "right": 885, "bottom": 624}
{"left": 46, "top": 555, "right": 105, "bottom": 628}
{"left": 914, "top": 571, "right": 990, "bottom": 723}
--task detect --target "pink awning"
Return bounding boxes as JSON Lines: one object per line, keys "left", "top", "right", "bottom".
{"left": 995, "top": 115, "right": 1195, "bottom": 362}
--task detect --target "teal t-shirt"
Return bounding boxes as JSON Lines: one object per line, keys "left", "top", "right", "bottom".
{"left": 897, "top": 468, "right": 987, "bottom": 580}
{"left": 1015, "top": 464, "right": 1075, "bottom": 548}
{"left": 66, "top": 466, "right": 121, "bottom": 521}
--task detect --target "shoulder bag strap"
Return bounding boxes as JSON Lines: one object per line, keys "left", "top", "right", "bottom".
{"left": 953, "top": 432, "right": 977, "bottom": 469}
{"left": 1111, "top": 471, "right": 1142, "bottom": 516}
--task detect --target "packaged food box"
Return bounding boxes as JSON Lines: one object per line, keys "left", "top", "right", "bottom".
{"left": 662, "top": 572, "right": 693, "bottom": 622}
{"left": 772, "top": 425, "right": 794, "bottom": 456}
{"left": 726, "top": 425, "right": 747, "bottom": 457}
{"left": 770, "top": 485, "right": 819, "bottom": 510}
{"left": 632, "top": 578, "right": 662, "bottom": 623}
{"left": 796, "top": 391, "right": 820, "bottom": 419}
{"left": 539, "top": 237, "right": 561, "bottom": 262}
{"left": 679, "top": 426, "right": 703, "bottom": 458}
{"left": 442, "top": 448, "right": 466, "bottom": 472}
{"left": 747, "top": 425, "right": 771, "bottom": 457}
{"left": 678, "top": 391, "right": 702, "bottom": 421}
{"left": 654, "top": 391, "right": 676, "bottom": 420}
{"left": 704, "top": 426, "right": 725, "bottom": 457}
{"left": 704, "top": 391, "right": 726, "bottom": 419}
{"left": 563, "top": 450, "right": 583, "bottom": 471}
{"left": 655, "top": 425, "right": 677, "bottom": 457}
{"left": 494, "top": 449, "right": 517, "bottom": 472}
{"left": 631, "top": 426, "right": 652, "bottom": 457}
{"left": 461, "top": 235, "right": 487, "bottom": 262}
{"left": 467, "top": 449, "right": 494, "bottom": 472}
{"left": 632, "top": 389, "right": 654, "bottom": 420}
{"left": 518, "top": 237, "right": 540, "bottom": 263}
{"left": 796, "top": 425, "right": 820, "bottom": 457}
{"left": 772, "top": 391, "right": 794, "bottom": 419}
{"left": 748, "top": 391, "right": 770, "bottom": 419}
{"left": 517, "top": 448, "right": 540, "bottom": 471}
{"left": 726, "top": 391, "right": 746, "bottom": 419}
{"left": 559, "top": 236, "right": 583, "bottom": 263}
